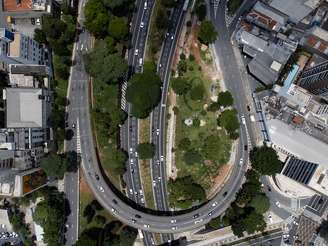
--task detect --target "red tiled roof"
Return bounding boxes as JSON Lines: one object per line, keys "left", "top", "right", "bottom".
{"left": 4, "top": 0, "right": 33, "bottom": 12}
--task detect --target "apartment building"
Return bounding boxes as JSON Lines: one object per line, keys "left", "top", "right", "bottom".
{"left": 0, "top": 28, "right": 45, "bottom": 71}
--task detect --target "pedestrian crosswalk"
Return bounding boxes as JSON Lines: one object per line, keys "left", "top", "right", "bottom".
{"left": 76, "top": 119, "right": 81, "bottom": 154}
{"left": 121, "top": 79, "right": 128, "bottom": 111}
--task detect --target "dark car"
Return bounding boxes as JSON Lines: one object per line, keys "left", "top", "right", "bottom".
{"left": 223, "top": 191, "right": 228, "bottom": 197}
{"left": 193, "top": 213, "right": 199, "bottom": 219}
{"left": 112, "top": 199, "right": 118, "bottom": 204}
{"left": 244, "top": 145, "right": 248, "bottom": 151}
{"left": 135, "top": 214, "right": 142, "bottom": 219}
{"left": 95, "top": 173, "right": 100, "bottom": 180}
{"left": 247, "top": 105, "right": 251, "bottom": 111}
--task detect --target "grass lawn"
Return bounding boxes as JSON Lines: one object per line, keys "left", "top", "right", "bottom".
{"left": 79, "top": 171, "right": 115, "bottom": 232}
{"left": 174, "top": 59, "right": 231, "bottom": 191}
{"left": 138, "top": 118, "right": 155, "bottom": 209}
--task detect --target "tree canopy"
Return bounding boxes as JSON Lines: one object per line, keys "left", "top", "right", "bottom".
{"left": 171, "top": 77, "right": 191, "bottom": 95}
{"left": 40, "top": 153, "right": 70, "bottom": 179}
{"left": 219, "top": 109, "right": 239, "bottom": 138}
{"left": 33, "top": 189, "right": 68, "bottom": 245}
{"left": 108, "top": 16, "right": 128, "bottom": 41}
{"left": 137, "top": 143, "right": 155, "bottom": 159}
{"left": 198, "top": 21, "right": 218, "bottom": 44}
{"left": 250, "top": 194, "right": 270, "bottom": 214}
{"left": 190, "top": 83, "right": 205, "bottom": 101}
{"left": 178, "top": 138, "right": 191, "bottom": 151}
{"left": 85, "top": 41, "right": 128, "bottom": 84}
{"left": 195, "top": 3, "right": 206, "bottom": 21}
{"left": 84, "top": 0, "right": 110, "bottom": 37}
{"left": 126, "top": 70, "right": 162, "bottom": 118}
{"left": 249, "top": 146, "right": 283, "bottom": 175}
{"left": 217, "top": 91, "right": 234, "bottom": 107}
{"left": 202, "top": 135, "right": 231, "bottom": 165}
{"left": 183, "top": 150, "right": 202, "bottom": 165}
{"left": 168, "top": 176, "right": 206, "bottom": 208}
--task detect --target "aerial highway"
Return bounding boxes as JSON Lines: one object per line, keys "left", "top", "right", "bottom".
{"left": 120, "top": 0, "right": 156, "bottom": 244}
{"left": 70, "top": 0, "right": 254, "bottom": 234}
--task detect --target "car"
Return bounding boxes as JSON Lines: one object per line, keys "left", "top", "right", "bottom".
{"left": 156, "top": 129, "right": 160, "bottom": 135}
{"left": 131, "top": 168, "right": 134, "bottom": 174}
{"left": 247, "top": 105, "right": 250, "bottom": 111}
{"left": 170, "top": 219, "right": 176, "bottom": 223}
{"left": 141, "top": 197, "right": 144, "bottom": 203}
{"left": 131, "top": 219, "right": 136, "bottom": 223}
{"left": 275, "top": 201, "right": 281, "bottom": 207}
{"left": 139, "top": 189, "right": 143, "bottom": 194}
{"left": 166, "top": 32, "right": 170, "bottom": 37}
{"left": 144, "top": 1, "right": 147, "bottom": 9}
{"left": 208, "top": 211, "right": 214, "bottom": 216}
{"left": 194, "top": 219, "right": 203, "bottom": 224}
{"left": 171, "top": 35, "right": 174, "bottom": 40}
{"left": 36, "top": 18, "right": 41, "bottom": 25}
{"left": 99, "top": 186, "right": 104, "bottom": 192}
{"left": 139, "top": 58, "right": 143, "bottom": 66}
{"left": 241, "top": 115, "right": 246, "bottom": 125}
{"left": 134, "top": 49, "right": 139, "bottom": 56}
{"left": 130, "top": 159, "right": 134, "bottom": 164}
{"left": 112, "top": 199, "right": 118, "bottom": 204}
{"left": 65, "top": 223, "right": 70, "bottom": 228}
{"left": 160, "top": 156, "right": 164, "bottom": 161}
{"left": 267, "top": 186, "right": 272, "bottom": 192}
{"left": 158, "top": 176, "right": 161, "bottom": 181}
{"left": 244, "top": 145, "right": 248, "bottom": 151}
{"left": 143, "top": 224, "right": 150, "bottom": 228}
{"left": 72, "top": 123, "right": 76, "bottom": 128}
{"left": 31, "top": 18, "right": 35, "bottom": 25}
{"left": 65, "top": 122, "right": 69, "bottom": 128}
{"left": 223, "top": 191, "right": 228, "bottom": 197}
{"left": 152, "top": 180, "right": 156, "bottom": 186}
{"left": 129, "top": 189, "right": 133, "bottom": 194}
{"left": 172, "top": 226, "right": 177, "bottom": 230}
{"left": 129, "top": 147, "right": 133, "bottom": 153}
{"left": 95, "top": 173, "right": 100, "bottom": 180}
{"left": 193, "top": 213, "right": 199, "bottom": 219}
{"left": 156, "top": 160, "right": 160, "bottom": 165}
{"left": 135, "top": 152, "right": 138, "bottom": 157}
{"left": 159, "top": 63, "right": 162, "bottom": 68}
{"left": 135, "top": 214, "right": 142, "bottom": 219}
{"left": 239, "top": 158, "right": 243, "bottom": 166}
{"left": 212, "top": 201, "right": 218, "bottom": 207}
{"left": 111, "top": 208, "right": 117, "bottom": 213}
{"left": 140, "top": 22, "right": 144, "bottom": 28}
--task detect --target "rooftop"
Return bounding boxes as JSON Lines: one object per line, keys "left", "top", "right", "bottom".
{"left": 268, "top": 0, "right": 320, "bottom": 23}
{"left": 5, "top": 87, "right": 46, "bottom": 128}
{"left": 4, "top": 0, "right": 48, "bottom": 12}
{"left": 267, "top": 118, "right": 328, "bottom": 166}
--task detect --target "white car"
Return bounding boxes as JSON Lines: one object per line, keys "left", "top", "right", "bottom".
{"left": 140, "top": 22, "right": 144, "bottom": 28}
{"left": 160, "top": 156, "right": 164, "bottom": 161}
{"left": 212, "top": 201, "right": 218, "bottom": 207}
{"left": 99, "top": 186, "right": 104, "bottom": 192}
{"left": 130, "top": 159, "right": 134, "bottom": 164}
{"left": 143, "top": 224, "right": 150, "bottom": 228}
{"left": 172, "top": 226, "right": 177, "bottom": 230}
{"left": 129, "top": 147, "right": 133, "bottom": 153}
{"left": 129, "top": 189, "right": 133, "bottom": 194}
{"left": 275, "top": 201, "right": 281, "bottom": 207}
{"left": 111, "top": 208, "right": 117, "bottom": 213}
{"left": 139, "top": 58, "right": 143, "bottom": 66}
{"left": 144, "top": 1, "right": 147, "bottom": 9}
{"left": 170, "top": 219, "right": 176, "bottom": 223}
{"left": 241, "top": 115, "right": 246, "bottom": 125}
{"left": 134, "top": 49, "right": 139, "bottom": 56}
{"left": 135, "top": 151, "right": 138, "bottom": 157}
{"left": 152, "top": 180, "right": 156, "bottom": 186}
{"left": 156, "top": 160, "right": 160, "bottom": 165}
{"left": 158, "top": 176, "right": 162, "bottom": 181}
{"left": 156, "top": 129, "right": 160, "bottom": 135}
{"left": 36, "top": 18, "right": 41, "bottom": 25}
{"left": 239, "top": 158, "right": 243, "bottom": 166}
{"left": 194, "top": 219, "right": 203, "bottom": 224}
{"left": 171, "top": 35, "right": 174, "bottom": 40}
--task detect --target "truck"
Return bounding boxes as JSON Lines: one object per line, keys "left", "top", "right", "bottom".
{"left": 250, "top": 114, "right": 256, "bottom": 122}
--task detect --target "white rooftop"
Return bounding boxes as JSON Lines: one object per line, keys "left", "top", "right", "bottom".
{"left": 267, "top": 119, "right": 328, "bottom": 166}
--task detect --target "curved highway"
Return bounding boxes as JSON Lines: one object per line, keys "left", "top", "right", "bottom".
{"left": 75, "top": 0, "right": 254, "bottom": 233}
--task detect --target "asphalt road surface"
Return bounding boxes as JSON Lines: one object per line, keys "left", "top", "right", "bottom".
{"left": 72, "top": 0, "right": 251, "bottom": 234}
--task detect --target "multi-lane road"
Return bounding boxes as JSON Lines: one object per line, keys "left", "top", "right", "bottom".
{"left": 64, "top": 0, "right": 298, "bottom": 238}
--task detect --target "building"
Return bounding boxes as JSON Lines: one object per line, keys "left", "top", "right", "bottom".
{"left": 237, "top": 30, "right": 297, "bottom": 85}
{"left": 3, "top": 0, "right": 56, "bottom": 15}
{"left": 4, "top": 87, "right": 49, "bottom": 128}
{"left": 266, "top": 0, "right": 320, "bottom": 24}
{"left": 246, "top": 1, "right": 288, "bottom": 32}
{"left": 301, "top": 26, "right": 328, "bottom": 57}
{"left": 298, "top": 60, "right": 328, "bottom": 98}
{"left": 0, "top": 28, "right": 46, "bottom": 71}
